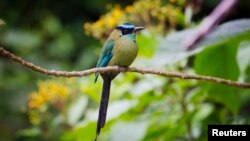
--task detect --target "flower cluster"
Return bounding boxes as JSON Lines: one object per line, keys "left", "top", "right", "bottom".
{"left": 28, "top": 79, "right": 71, "bottom": 109}
{"left": 84, "top": 0, "right": 186, "bottom": 40}
{"left": 84, "top": 5, "right": 126, "bottom": 40}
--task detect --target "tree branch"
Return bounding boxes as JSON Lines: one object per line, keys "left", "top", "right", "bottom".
{"left": 185, "top": 0, "right": 238, "bottom": 50}
{"left": 1, "top": 47, "right": 250, "bottom": 88}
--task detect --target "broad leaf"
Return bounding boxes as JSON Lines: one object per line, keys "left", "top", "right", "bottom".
{"left": 194, "top": 42, "right": 241, "bottom": 114}
{"left": 237, "top": 41, "right": 250, "bottom": 82}
{"left": 153, "top": 19, "right": 250, "bottom": 66}
{"left": 110, "top": 121, "right": 147, "bottom": 141}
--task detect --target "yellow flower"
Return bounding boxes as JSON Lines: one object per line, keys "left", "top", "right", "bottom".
{"left": 50, "top": 83, "right": 58, "bottom": 92}
{"left": 57, "top": 85, "right": 69, "bottom": 97}
{"left": 169, "top": 0, "right": 176, "bottom": 3}
{"left": 27, "top": 79, "right": 72, "bottom": 109}
{"left": 83, "top": 0, "right": 186, "bottom": 39}
{"left": 28, "top": 92, "right": 45, "bottom": 109}
{"left": 95, "top": 17, "right": 105, "bottom": 28}
{"left": 125, "top": 5, "right": 134, "bottom": 13}
{"left": 107, "top": 16, "right": 116, "bottom": 27}
{"left": 39, "top": 87, "right": 50, "bottom": 101}
{"left": 113, "top": 6, "right": 122, "bottom": 18}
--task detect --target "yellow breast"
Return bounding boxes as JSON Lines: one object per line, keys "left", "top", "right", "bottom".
{"left": 108, "top": 35, "right": 138, "bottom": 66}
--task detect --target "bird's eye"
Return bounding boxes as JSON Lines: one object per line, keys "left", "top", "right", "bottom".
{"left": 124, "top": 29, "right": 128, "bottom": 34}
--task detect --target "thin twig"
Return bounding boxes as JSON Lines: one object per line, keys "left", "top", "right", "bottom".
{"left": 1, "top": 47, "right": 250, "bottom": 88}
{"left": 185, "top": 0, "right": 238, "bottom": 50}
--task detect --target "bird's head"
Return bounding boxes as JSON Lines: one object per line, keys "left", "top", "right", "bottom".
{"left": 115, "top": 23, "right": 144, "bottom": 36}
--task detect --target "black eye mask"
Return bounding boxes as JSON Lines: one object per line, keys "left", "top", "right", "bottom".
{"left": 116, "top": 26, "right": 134, "bottom": 36}
{"left": 121, "top": 28, "right": 134, "bottom": 35}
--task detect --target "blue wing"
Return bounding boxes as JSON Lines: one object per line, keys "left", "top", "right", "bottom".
{"left": 95, "top": 39, "right": 114, "bottom": 82}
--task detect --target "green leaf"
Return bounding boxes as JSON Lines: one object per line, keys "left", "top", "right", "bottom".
{"left": 237, "top": 41, "right": 250, "bottom": 82}
{"left": 47, "top": 32, "right": 74, "bottom": 58}
{"left": 194, "top": 42, "right": 241, "bottom": 114}
{"left": 152, "top": 29, "right": 196, "bottom": 66}
{"left": 60, "top": 122, "right": 96, "bottom": 141}
{"left": 67, "top": 96, "right": 88, "bottom": 126}
{"left": 195, "top": 44, "right": 240, "bottom": 79}
{"left": 153, "top": 19, "right": 250, "bottom": 66}
{"left": 245, "top": 66, "right": 250, "bottom": 82}
{"left": 144, "top": 117, "right": 186, "bottom": 141}
{"left": 137, "top": 31, "right": 158, "bottom": 58}
{"left": 109, "top": 121, "right": 147, "bottom": 141}
{"left": 192, "top": 103, "right": 214, "bottom": 122}
{"left": 41, "top": 15, "right": 62, "bottom": 36}
{"left": 2, "top": 29, "right": 42, "bottom": 52}
{"left": 16, "top": 127, "right": 41, "bottom": 137}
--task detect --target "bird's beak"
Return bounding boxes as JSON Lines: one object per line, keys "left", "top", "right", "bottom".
{"left": 134, "top": 26, "right": 145, "bottom": 33}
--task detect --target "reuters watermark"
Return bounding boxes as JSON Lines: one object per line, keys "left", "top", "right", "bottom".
{"left": 208, "top": 125, "right": 250, "bottom": 140}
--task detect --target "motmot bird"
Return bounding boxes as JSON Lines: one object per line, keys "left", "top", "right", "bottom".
{"left": 94, "top": 23, "right": 144, "bottom": 140}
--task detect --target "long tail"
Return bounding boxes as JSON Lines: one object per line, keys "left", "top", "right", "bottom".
{"left": 95, "top": 75, "right": 111, "bottom": 141}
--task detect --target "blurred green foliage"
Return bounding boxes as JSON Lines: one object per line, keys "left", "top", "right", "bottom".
{"left": 1, "top": 0, "right": 250, "bottom": 141}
